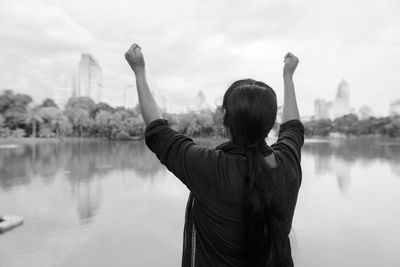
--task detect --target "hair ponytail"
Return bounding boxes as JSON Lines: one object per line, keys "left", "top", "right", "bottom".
{"left": 245, "top": 146, "right": 287, "bottom": 267}
{"left": 222, "top": 79, "right": 285, "bottom": 266}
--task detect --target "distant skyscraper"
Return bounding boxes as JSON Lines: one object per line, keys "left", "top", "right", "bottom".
{"left": 71, "top": 75, "right": 79, "bottom": 97}
{"left": 389, "top": 99, "right": 400, "bottom": 117}
{"left": 53, "top": 76, "right": 71, "bottom": 109}
{"left": 358, "top": 105, "right": 374, "bottom": 120}
{"left": 196, "top": 90, "right": 208, "bottom": 110}
{"left": 331, "top": 80, "right": 351, "bottom": 118}
{"left": 73, "top": 54, "right": 103, "bottom": 102}
{"left": 314, "top": 79, "right": 351, "bottom": 120}
{"left": 314, "top": 99, "right": 332, "bottom": 120}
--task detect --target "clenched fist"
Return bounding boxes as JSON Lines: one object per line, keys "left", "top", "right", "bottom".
{"left": 283, "top": 52, "right": 299, "bottom": 77}
{"left": 125, "top": 43, "right": 145, "bottom": 75}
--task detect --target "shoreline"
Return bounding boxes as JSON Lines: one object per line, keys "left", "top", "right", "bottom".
{"left": 0, "top": 136, "right": 143, "bottom": 145}
{"left": 1, "top": 135, "right": 399, "bottom": 147}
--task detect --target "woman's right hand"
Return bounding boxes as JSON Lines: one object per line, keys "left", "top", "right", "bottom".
{"left": 283, "top": 52, "right": 299, "bottom": 77}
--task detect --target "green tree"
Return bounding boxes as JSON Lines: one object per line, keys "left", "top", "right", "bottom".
{"left": 333, "top": 114, "right": 359, "bottom": 136}
{"left": 70, "top": 108, "right": 91, "bottom": 137}
{"left": 211, "top": 108, "right": 225, "bottom": 137}
{"left": 109, "top": 111, "right": 123, "bottom": 138}
{"left": 0, "top": 90, "right": 32, "bottom": 129}
{"left": 304, "top": 119, "right": 332, "bottom": 137}
{"left": 94, "top": 110, "right": 113, "bottom": 138}
{"left": 38, "top": 106, "right": 72, "bottom": 137}
{"left": 65, "top": 97, "right": 95, "bottom": 136}
{"left": 0, "top": 89, "right": 14, "bottom": 113}
{"left": 25, "top": 106, "right": 43, "bottom": 137}
{"left": 0, "top": 114, "right": 4, "bottom": 127}
{"left": 175, "top": 110, "right": 214, "bottom": 137}
{"left": 123, "top": 116, "right": 145, "bottom": 137}
{"left": 91, "top": 102, "right": 115, "bottom": 118}
{"left": 41, "top": 98, "right": 58, "bottom": 108}
{"left": 384, "top": 116, "right": 400, "bottom": 137}
{"left": 65, "top": 97, "right": 96, "bottom": 111}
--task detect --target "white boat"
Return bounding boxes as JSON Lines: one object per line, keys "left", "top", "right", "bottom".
{"left": 0, "top": 215, "right": 24, "bottom": 233}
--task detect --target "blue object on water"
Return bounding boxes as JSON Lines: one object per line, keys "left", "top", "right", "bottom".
{"left": 0, "top": 215, "right": 24, "bottom": 233}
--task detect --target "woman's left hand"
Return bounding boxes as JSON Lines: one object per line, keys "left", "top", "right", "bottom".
{"left": 125, "top": 43, "right": 145, "bottom": 75}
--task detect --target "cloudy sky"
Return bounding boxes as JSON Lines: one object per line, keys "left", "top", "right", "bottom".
{"left": 0, "top": 0, "right": 399, "bottom": 116}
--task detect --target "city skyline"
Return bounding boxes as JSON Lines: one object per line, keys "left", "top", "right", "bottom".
{"left": 50, "top": 67, "right": 397, "bottom": 119}
{"left": 45, "top": 52, "right": 400, "bottom": 118}
{"left": 0, "top": 0, "right": 399, "bottom": 116}
{"left": 5, "top": 49, "right": 399, "bottom": 117}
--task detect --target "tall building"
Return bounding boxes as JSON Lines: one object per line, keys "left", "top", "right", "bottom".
{"left": 389, "top": 99, "right": 400, "bottom": 117}
{"left": 358, "top": 105, "right": 374, "bottom": 120}
{"left": 314, "top": 79, "right": 351, "bottom": 120}
{"left": 196, "top": 90, "right": 207, "bottom": 110}
{"left": 314, "top": 99, "right": 332, "bottom": 120}
{"left": 73, "top": 54, "right": 103, "bottom": 102}
{"left": 331, "top": 80, "right": 351, "bottom": 118}
{"left": 53, "top": 76, "right": 71, "bottom": 109}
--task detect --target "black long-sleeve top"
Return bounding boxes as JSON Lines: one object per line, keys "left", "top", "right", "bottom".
{"left": 145, "top": 119, "right": 304, "bottom": 267}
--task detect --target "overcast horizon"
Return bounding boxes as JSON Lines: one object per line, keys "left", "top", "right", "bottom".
{"left": 0, "top": 0, "right": 399, "bottom": 116}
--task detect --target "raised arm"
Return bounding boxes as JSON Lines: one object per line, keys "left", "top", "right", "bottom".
{"left": 282, "top": 52, "right": 300, "bottom": 123}
{"left": 125, "top": 43, "right": 163, "bottom": 125}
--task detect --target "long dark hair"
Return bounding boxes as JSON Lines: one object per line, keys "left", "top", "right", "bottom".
{"left": 222, "top": 79, "right": 287, "bottom": 266}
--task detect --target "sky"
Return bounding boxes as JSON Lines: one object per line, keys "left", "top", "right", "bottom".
{"left": 0, "top": 0, "right": 399, "bottom": 116}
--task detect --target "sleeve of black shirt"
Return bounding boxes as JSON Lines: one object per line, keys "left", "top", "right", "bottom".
{"left": 144, "top": 119, "right": 219, "bottom": 199}
{"left": 271, "top": 119, "right": 305, "bottom": 185}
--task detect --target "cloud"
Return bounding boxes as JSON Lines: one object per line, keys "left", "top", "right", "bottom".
{"left": 0, "top": 0, "right": 399, "bottom": 115}
{"left": 0, "top": 0, "right": 93, "bottom": 53}
{"left": 0, "top": 0, "right": 94, "bottom": 102}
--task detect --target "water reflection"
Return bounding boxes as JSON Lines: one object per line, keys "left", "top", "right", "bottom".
{"left": 0, "top": 140, "right": 164, "bottom": 222}
{"left": 74, "top": 179, "right": 101, "bottom": 223}
{"left": 0, "top": 140, "right": 163, "bottom": 187}
{"left": 1, "top": 138, "right": 399, "bottom": 221}
{"left": 303, "top": 138, "right": 400, "bottom": 193}
{"left": 0, "top": 138, "right": 399, "bottom": 267}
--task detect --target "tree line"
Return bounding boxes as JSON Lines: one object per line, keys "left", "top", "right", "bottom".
{"left": 0, "top": 89, "right": 224, "bottom": 139}
{"left": 0, "top": 89, "right": 399, "bottom": 139}
{"left": 303, "top": 114, "right": 400, "bottom": 138}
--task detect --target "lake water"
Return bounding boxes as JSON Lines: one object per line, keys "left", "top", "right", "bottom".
{"left": 0, "top": 138, "right": 399, "bottom": 267}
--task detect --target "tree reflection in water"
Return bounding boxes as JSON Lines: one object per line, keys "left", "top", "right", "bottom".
{"left": 1, "top": 138, "right": 399, "bottom": 221}
{"left": 303, "top": 138, "right": 400, "bottom": 193}
{"left": 0, "top": 139, "right": 164, "bottom": 222}
{"left": 1, "top": 138, "right": 399, "bottom": 267}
